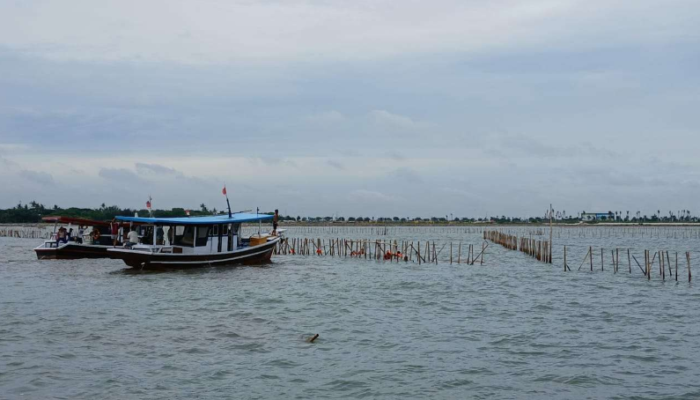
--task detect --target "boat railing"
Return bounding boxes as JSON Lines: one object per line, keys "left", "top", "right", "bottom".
{"left": 129, "top": 245, "right": 182, "bottom": 254}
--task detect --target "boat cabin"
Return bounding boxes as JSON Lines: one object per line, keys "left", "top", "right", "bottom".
{"left": 115, "top": 214, "right": 274, "bottom": 255}
{"left": 41, "top": 216, "right": 115, "bottom": 246}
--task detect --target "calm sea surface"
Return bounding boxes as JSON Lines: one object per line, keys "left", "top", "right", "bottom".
{"left": 2, "top": 226, "right": 700, "bottom": 399}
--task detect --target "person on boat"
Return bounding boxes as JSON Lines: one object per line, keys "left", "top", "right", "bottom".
{"left": 76, "top": 226, "right": 84, "bottom": 244}
{"left": 56, "top": 226, "right": 68, "bottom": 245}
{"left": 272, "top": 209, "right": 279, "bottom": 236}
{"left": 156, "top": 227, "right": 164, "bottom": 245}
{"left": 124, "top": 228, "right": 139, "bottom": 248}
{"left": 91, "top": 227, "right": 101, "bottom": 244}
{"left": 67, "top": 228, "right": 73, "bottom": 241}
{"left": 111, "top": 219, "right": 119, "bottom": 246}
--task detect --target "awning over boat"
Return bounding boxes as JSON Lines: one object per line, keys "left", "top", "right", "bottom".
{"left": 42, "top": 216, "right": 112, "bottom": 227}
{"left": 115, "top": 213, "right": 273, "bottom": 226}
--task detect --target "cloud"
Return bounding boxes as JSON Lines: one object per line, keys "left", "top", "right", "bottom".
{"left": 370, "top": 110, "right": 417, "bottom": 130}
{"left": 0, "top": 143, "right": 28, "bottom": 152}
{"left": 98, "top": 168, "right": 146, "bottom": 183}
{"left": 18, "top": 169, "right": 54, "bottom": 185}
{"left": 326, "top": 159, "right": 344, "bottom": 170}
{"left": 306, "top": 110, "right": 345, "bottom": 124}
{"left": 386, "top": 151, "right": 406, "bottom": 161}
{"left": 349, "top": 189, "right": 399, "bottom": 203}
{"left": 0, "top": 155, "right": 19, "bottom": 169}
{"left": 135, "top": 162, "right": 181, "bottom": 176}
{"left": 2, "top": 0, "right": 695, "bottom": 65}
{"left": 252, "top": 157, "right": 298, "bottom": 168}
{"left": 390, "top": 167, "right": 423, "bottom": 184}
{"left": 0, "top": 1, "right": 698, "bottom": 217}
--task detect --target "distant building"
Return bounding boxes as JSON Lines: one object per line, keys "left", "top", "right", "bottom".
{"left": 581, "top": 212, "right": 613, "bottom": 221}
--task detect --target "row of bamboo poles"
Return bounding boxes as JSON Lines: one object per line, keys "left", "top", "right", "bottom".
{"left": 261, "top": 225, "right": 700, "bottom": 239}
{"left": 0, "top": 227, "right": 51, "bottom": 239}
{"left": 273, "top": 237, "right": 488, "bottom": 265}
{"left": 489, "top": 226, "right": 700, "bottom": 240}
{"left": 568, "top": 246, "right": 692, "bottom": 281}
{"left": 484, "top": 230, "right": 552, "bottom": 264}
{"left": 484, "top": 229, "right": 694, "bottom": 282}
{"left": 249, "top": 225, "right": 491, "bottom": 236}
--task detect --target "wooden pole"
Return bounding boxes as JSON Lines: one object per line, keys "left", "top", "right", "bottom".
{"left": 578, "top": 247, "right": 591, "bottom": 271}
{"left": 549, "top": 203, "right": 553, "bottom": 264}
{"left": 647, "top": 250, "right": 651, "bottom": 280}
{"left": 628, "top": 249, "right": 631, "bottom": 274}
{"left": 661, "top": 251, "right": 665, "bottom": 281}
{"left": 480, "top": 242, "right": 485, "bottom": 265}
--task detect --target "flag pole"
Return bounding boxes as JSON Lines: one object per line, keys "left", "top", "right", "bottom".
{"left": 223, "top": 185, "right": 232, "bottom": 218}
{"left": 257, "top": 207, "right": 261, "bottom": 236}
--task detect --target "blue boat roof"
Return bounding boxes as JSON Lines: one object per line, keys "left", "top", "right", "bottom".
{"left": 116, "top": 213, "right": 273, "bottom": 225}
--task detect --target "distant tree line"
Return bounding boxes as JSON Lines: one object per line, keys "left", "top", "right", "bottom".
{"left": 0, "top": 202, "right": 697, "bottom": 224}
{"left": 0, "top": 201, "right": 232, "bottom": 223}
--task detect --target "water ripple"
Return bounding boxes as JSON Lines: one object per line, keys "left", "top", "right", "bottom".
{"left": 1, "top": 235, "right": 700, "bottom": 399}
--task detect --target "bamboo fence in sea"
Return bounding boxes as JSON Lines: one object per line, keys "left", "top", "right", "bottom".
{"left": 0, "top": 226, "right": 51, "bottom": 239}
{"left": 273, "top": 237, "right": 489, "bottom": 265}
{"left": 484, "top": 229, "right": 693, "bottom": 282}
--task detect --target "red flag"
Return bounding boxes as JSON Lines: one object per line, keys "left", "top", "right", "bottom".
{"left": 146, "top": 200, "right": 151, "bottom": 209}
{"left": 222, "top": 186, "right": 227, "bottom": 196}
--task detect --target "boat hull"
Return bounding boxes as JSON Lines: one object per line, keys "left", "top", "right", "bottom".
{"left": 108, "top": 237, "right": 279, "bottom": 270}
{"left": 35, "top": 243, "right": 113, "bottom": 260}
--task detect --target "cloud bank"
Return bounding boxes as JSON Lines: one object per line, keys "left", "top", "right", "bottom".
{"left": 0, "top": 0, "right": 698, "bottom": 217}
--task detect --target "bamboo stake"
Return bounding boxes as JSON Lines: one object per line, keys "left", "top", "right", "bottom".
{"left": 628, "top": 249, "right": 631, "bottom": 274}
{"left": 661, "top": 251, "right": 665, "bottom": 281}
{"left": 578, "top": 247, "right": 591, "bottom": 271}
{"left": 480, "top": 242, "right": 485, "bottom": 265}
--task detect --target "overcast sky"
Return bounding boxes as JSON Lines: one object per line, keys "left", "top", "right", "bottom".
{"left": 0, "top": 0, "right": 698, "bottom": 218}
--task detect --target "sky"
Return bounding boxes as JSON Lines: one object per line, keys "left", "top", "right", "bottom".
{"left": 0, "top": 0, "right": 698, "bottom": 218}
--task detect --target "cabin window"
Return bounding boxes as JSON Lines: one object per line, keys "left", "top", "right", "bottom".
{"left": 195, "top": 226, "right": 210, "bottom": 247}
{"left": 217, "top": 225, "right": 223, "bottom": 252}
{"left": 176, "top": 226, "right": 195, "bottom": 246}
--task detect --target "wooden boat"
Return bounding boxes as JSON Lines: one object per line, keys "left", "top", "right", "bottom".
{"left": 107, "top": 213, "right": 280, "bottom": 270}
{"left": 34, "top": 216, "right": 126, "bottom": 260}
